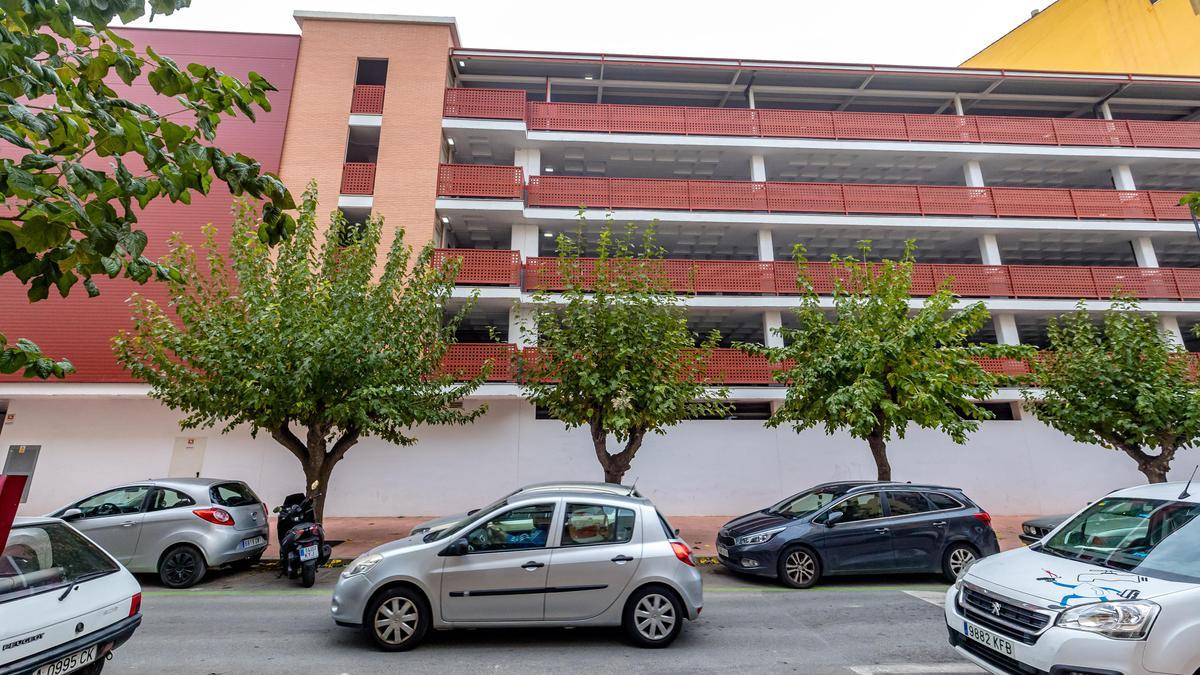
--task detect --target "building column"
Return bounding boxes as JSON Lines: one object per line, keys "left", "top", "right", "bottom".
{"left": 763, "top": 311, "right": 784, "bottom": 348}
{"left": 1099, "top": 101, "right": 1114, "bottom": 120}
{"left": 757, "top": 228, "right": 774, "bottom": 262}
{"left": 751, "top": 153, "right": 766, "bottom": 182}
{"left": 994, "top": 313, "right": 1021, "bottom": 346}
{"left": 1111, "top": 164, "right": 1136, "bottom": 191}
{"left": 978, "top": 233, "right": 1002, "bottom": 266}
{"left": 1160, "top": 315, "right": 1186, "bottom": 346}
{"left": 510, "top": 223, "right": 539, "bottom": 260}
{"left": 952, "top": 95, "right": 965, "bottom": 116}
{"left": 1131, "top": 236, "right": 1159, "bottom": 268}
{"left": 514, "top": 148, "right": 541, "bottom": 184}
{"left": 508, "top": 304, "right": 537, "bottom": 348}
{"left": 963, "top": 160, "right": 985, "bottom": 188}
{"left": 747, "top": 87, "right": 756, "bottom": 110}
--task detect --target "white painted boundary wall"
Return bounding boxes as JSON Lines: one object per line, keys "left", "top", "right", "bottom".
{"left": 5, "top": 397, "right": 1189, "bottom": 518}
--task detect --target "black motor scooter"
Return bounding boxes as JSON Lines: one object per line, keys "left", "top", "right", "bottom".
{"left": 275, "top": 492, "right": 331, "bottom": 587}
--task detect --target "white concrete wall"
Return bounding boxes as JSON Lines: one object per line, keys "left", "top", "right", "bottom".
{"left": 3, "top": 396, "right": 1188, "bottom": 518}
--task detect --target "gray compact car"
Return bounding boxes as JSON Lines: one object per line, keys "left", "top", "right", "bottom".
{"left": 333, "top": 485, "right": 702, "bottom": 650}
{"left": 48, "top": 478, "right": 269, "bottom": 588}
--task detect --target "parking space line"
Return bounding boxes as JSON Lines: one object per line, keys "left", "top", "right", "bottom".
{"left": 902, "top": 590, "right": 950, "bottom": 606}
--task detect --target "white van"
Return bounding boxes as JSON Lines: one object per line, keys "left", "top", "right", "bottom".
{"left": 1, "top": 517, "right": 142, "bottom": 675}
{"left": 944, "top": 482, "right": 1200, "bottom": 675}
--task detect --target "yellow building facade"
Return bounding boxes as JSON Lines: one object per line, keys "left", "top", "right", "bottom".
{"left": 964, "top": 0, "right": 1200, "bottom": 75}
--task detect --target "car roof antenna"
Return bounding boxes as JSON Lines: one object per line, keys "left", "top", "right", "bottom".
{"left": 627, "top": 477, "right": 639, "bottom": 496}
{"left": 1179, "top": 465, "right": 1198, "bottom": 500}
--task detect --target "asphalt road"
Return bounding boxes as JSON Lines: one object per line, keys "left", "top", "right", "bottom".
{"left": 108, "top": 566, "right": 983, "bottom": 675}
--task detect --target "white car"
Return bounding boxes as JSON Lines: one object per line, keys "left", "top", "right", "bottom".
{"left": 944, "top": 481, "right": 1200, "bottom": 675}
{"left": 1, "top": 517, "right": 142, "bottom": 675}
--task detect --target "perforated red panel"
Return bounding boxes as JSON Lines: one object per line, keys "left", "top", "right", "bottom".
{"left": 930, "top": 265, "right": 1014, "bottom": 297}
{"left": 610, "top": 178, "right": 689, "bottom": 210}
{"left": 975, "top": 117, "right": 1057, "bottom": 145}
{"left": 1008, "top": 266, "right": 1101, "bottom": 298}
{"left": 685, "top": 107, "right": 758, "bottom": 136}
{"left": 699, "top": 348, "right": 777, "bottom": 384}
{"left": 757, "top": 109, "right": 837, "bottom": 139}
{"left": 844, "top": 184, "right": 921, "bottom": 214}
{"left": 766, "top": 183, "right": 846, "bottom": 213}
{"left": 340, "top": 162, "right": 376, "bottom": 195}
{"left": 689, "top": 260, "right": 776, "bottom": 294}
{"left": 442, "top": 88, "right": 526, "bottom": 120}
{"left": 1128, "top": 121, "right": 1200, "bottom": 149}
{"left": 975, "top": 357, "right": 1031, "bottom": 377}
{"left": 991, "top": 188, "right": 1077, "bottom": 219}
{"left": 918, "top": 187, "right": 996, "bottom": 216}
{"left": 436, "top": 164, "right": 524, "bottom": 199}
{"left": 526, "top": 102, "right": 609, "bottom": 132}
{"left": 771, "top": 261, "right": 804, "bottom": 295}
{"left": 1090, "top": 267, "right": 1180, "bottom": 299}
{"left": 904, "top": 114, "right": 980, "bottom": 143}
{"left": 438, "top": 343, "right": 516, "bottom": 382}
{"left": 1174, "top": 269, "right": 1200, "bottom": 299}
{"left": 1052, "top": 119, "right": 1133, "bottom": 147}
{"left": 689, "top": 181, "right": 767, "bottom": 211}
{"left": 526, "top": 175, "right": 609, "bottom": 208}
{"left": 833, "top": 112, "right": 908, "bottom": 141}
{"left": 1147, "top": 191, "right": 1193, "bottom": 220}
{"left": 433, "top": 249, "right": 521, "bottom": 286}
{"left": 609, "top": 104, "right": 689, "bottom": 135}
{"left": 1071, "top": 190, "right": 1155, "bottom": 220}
{"left": 350, "top": 85, "right": 385, "bottom": 115}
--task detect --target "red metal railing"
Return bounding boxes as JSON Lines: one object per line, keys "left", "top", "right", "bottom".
{"left": 438, "top": 344, "right": 1200, "bottom": 385}
{"left": 340, "top": 162, "right": 377, "bottom": 195}
{"left": 350, "top": 85, "right": 386, "bottom": 115}
{"left": 433, "top": 248, "right": 522, "bottom": 286}
{"left": 444, "top": 88, "right": 1200, "bottom": 150}
{"left": 436, "top": 164, "right": 524, "bottom": 199}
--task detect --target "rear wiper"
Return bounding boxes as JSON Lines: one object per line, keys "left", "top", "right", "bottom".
{"left": 58, "top": 570, "right": 114, "bottom": 601}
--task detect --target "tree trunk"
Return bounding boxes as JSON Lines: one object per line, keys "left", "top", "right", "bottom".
{"left": 590, "top": 421, "right": 646, "bottom": 485}
{"left": 1117, "top": 443, "right": 1177, "bottom": 484}
{"left": 271, "top": 421, "right": 360, "bottom": 523}
{"left": 867, "top": 430, "right": 891, "bottom": 482}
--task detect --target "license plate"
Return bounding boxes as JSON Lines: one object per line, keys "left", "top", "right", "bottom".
{"left": 963, "top": 621, "right": 1015, "bottom": 657}
{"left": 717, "top": 545, "right": 729, "bottom": 558}
{"left": 299, "top": 544, "right": 319, "bottom": 561}
{"left": 239, "top": 536, "right": 266, "bottom": 550}
{"left": 34, "top": 645, "right": 96, "bottom": 675}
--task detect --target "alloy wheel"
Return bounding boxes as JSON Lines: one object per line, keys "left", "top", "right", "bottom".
{"left": 948, "top": 547, "right": 977, "bottom": 577}
{"left": 163, "top": 550, "right": 196, "bottom": 586}
{"left": 785, "top": 550, "right": 816, "bottom": 586}
{"left": 374, "top": 597, "right": 419, "bottom": 645}
{"left": 634, "top": 593, "right": 676, "bottom": 641}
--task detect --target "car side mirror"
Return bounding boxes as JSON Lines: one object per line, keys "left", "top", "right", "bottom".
{"left": 439, "top": 537, "right": 469, "bottom": 557}
{"left": 60, "top": 508, "right": 83, "bottom": 522}
{"left": 467, "top": 508, "right": 480, "bottom": 516}
{"left": 824, "top": 511, "right": 844, "bottom": 528}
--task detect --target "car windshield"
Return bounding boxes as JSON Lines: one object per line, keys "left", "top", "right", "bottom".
{"left": 425, "top": 496, "right": 510, "bottom": 542}
{"left": 1, "top": 522, "right": 119, "bottom": 604}
{"left": 1040, "top": 497, "right": 1200, "bottom": 584}
{"left": 768, "top": 485, "right": 853, "bottom": 518}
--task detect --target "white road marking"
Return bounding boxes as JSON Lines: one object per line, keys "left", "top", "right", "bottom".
{"left": 848, "top": 664, "right": 984, "bottom": 674}
{"left": 903, "top": 589, "right": 949, "bottom": 607}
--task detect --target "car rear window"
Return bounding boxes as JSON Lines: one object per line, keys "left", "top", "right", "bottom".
{"left": 657, "top": 511, "right": 678, "bottom": 540}
{"left": 926, "top": 492, "right": 965, "bottom": 511}
{"left": 1, "top": 523, "right": 118, "bottom": 604}
{"left": 209, "top": 482, "right": 260, "bottom": 507}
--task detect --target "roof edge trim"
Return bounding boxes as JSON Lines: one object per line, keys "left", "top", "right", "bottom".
{"left": 294, "top": 10, "right": 460, "bottom": 46}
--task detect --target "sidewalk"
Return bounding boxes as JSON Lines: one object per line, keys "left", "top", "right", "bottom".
{"left": 264, "top": 514, "right": 1031, "bottom": 563}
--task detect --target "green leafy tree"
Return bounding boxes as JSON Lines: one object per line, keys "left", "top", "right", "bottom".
{"left": 739, "top": 242, "right": 1032, "bottom": 481}
{"left": 517, "top": 217, "right": 730, "bottom": 484}
{"left": 2, "top": 0, "right": 295, "bottom": 379}
{"left": 114, "top": 186, "right": 483, "bottom": 519}
{"left": 1023, "top": 298, "right": 1200, "bottom": 484}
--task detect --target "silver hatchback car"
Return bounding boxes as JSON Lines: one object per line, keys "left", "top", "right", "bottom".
{"left": 332, "top": 486, "right": 702, "bottom": 650}
{"left": 49, "top": 478, "right": 269, "bottom": 588}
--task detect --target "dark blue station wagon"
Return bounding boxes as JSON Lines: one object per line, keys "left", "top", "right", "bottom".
{"left": 717, "top": 481, "right": 999, "bottom": 588}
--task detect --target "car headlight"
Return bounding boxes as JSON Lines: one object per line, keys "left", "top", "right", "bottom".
{"left": 734, "top": 526, "right": 787, "bottom": 546}
{"left": 343, "top": 553, "right": 383, "bottom": 578}
{"left": 1057, "top": 600, "right": 1160, "bottom": 640}
{"left": 953, "top": 559, "right": 977, "bottom": 590}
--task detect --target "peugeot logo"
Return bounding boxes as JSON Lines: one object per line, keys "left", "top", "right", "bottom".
{"left": 990, "top": 601, "right": 1002, "bottom": 616}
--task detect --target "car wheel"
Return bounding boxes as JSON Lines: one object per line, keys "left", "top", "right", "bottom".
{"left": 364, "top": 587, "right": 429, "bottom": 652}
{"left": 942, "top": 543, "right": 978, "bottom": 583}
{"left": 158, "top": 545, "right": 207, "bottom": 589}
{"left": 300, "top": 563, "right": 316, "bottom": 588}
{"left": 778, "top": 545, "right": 821, "bottom": 589}
{"left": 623, "top": 585, "right": 684, "bottom": 648}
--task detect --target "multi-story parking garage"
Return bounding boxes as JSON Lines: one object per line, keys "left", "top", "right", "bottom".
{"left": 4, "top": 11, "right": 1200, "bottom": 518}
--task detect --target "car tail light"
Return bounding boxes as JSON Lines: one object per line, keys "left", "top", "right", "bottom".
{"left": 193, "top": 507, "right": 235, "bottom": 526}
{"left": 974, "top": 511, "right": 992, "bottom": 527}
{"left": 129, "top": 592, "right": 141, "bottom": 617}
{"left": 670, "top": 541, "right": 696, "bottom": 567}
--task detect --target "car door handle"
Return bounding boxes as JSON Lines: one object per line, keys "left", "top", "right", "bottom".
{"left": 932, "top": 521, "right": 947, "bottom": 527}
{"left": 611, "top": 555, "right": 635, "bottom": 563}
{"left": 874, "top": 527, "right": 890, "bottom": 534}
{"left": 520, "top": 561, "right": 545, "bottom": 570}
{"left": 121, "top": 521, "right": 136, "bottom": 527}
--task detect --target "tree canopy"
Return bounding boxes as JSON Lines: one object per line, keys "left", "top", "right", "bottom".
{"left": 114, "top": 185, "right": 483, "bottom": 518}
{"left": 1024, "top": 298, "right": 1200, "bottom": 483}
{"left": 517, "top": 217, "right": 729, "bottom": 484}
{"left": 1, "top": 0, "right": 295, "bottom": 378}
{"left": 740, "top": 242, "right": 1032, "bottom": 480}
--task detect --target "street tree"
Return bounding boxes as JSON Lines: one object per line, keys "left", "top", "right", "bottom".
{"left": 114, "top": 186, "right": 484, "bottom": 519}
{"left": 1, "top": 0, "right": 295, "bottom": 379}
{"left": 739, "top": 242, "right": 1032, "bottom": 481}
{"left": 1024, "top": 298, "right": 1200, "bottom": 484}
{"left": 517, "top": 217, "right": 730, "bottom": 484}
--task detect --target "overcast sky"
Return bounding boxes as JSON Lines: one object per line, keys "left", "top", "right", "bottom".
{"left": 126, "top": 0, "right": 1058, "bottom": 67}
